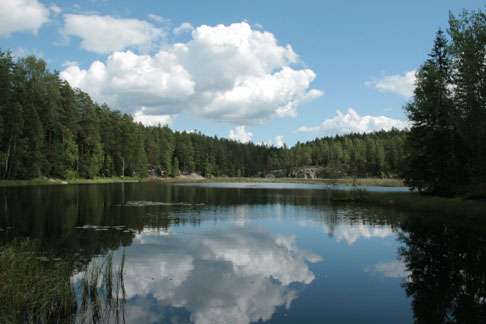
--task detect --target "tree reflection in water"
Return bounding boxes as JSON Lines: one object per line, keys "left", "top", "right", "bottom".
{"left": 2, "top": 183, "right": 486, "bottom": 323}
{"left": 399, "top": 215, "right": 486, "bottom": 324}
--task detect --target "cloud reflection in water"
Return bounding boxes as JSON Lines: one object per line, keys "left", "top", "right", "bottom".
{"left": 76, "top": 226, "right": 321, "bottom": 324}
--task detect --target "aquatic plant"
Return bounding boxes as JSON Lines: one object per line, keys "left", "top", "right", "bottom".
{"left": 0, "top": 240, "right": 75, "bottom": 323}
{"left": 0, "top": 239, "right": 126, "bottom": 323}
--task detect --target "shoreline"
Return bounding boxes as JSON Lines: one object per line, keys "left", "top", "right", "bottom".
{"left": 196, "top": 177, "right": 405, "bottom": 187}
{"left": 0, "top": 176, "right": 405, "bottom": 188}
{"left": 0, "top": 177, "right": 143, "bottom": 187}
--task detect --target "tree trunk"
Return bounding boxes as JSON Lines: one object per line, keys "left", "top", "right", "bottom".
{"left": 121, "top": 157, "right": 125, "bottom": 178}
{"left": 4, "top": 142, "right": 10, "bottom": 179}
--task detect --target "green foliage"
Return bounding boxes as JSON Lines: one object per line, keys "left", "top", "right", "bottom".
{"left": 0, "top": 240, "right": 75, "bottom": 323}
{"left": 0, "top": 240, "right": 127, "bottom": 323}
{"left": 288, "top": 130, "right": 407, "bottom": 178}
{"left": 405, "top": 10, "right": 486, "bottom": 196}
{"left": 0, "top": 49, "right": 408, "bottom": 181}
{"left": 132, "top": 127, "right": 148, "bottom": 177}
{"left": 172, "top": 157, "right": 180, "bottom": 177}
{"left": 16, "top": 104, "right": 43, "bottom": 179}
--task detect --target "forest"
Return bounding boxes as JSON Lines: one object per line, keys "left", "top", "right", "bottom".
{"left": 0, "top": 10, "right": 484, "bottom": 197}
{"left": 0, "top": 51, "right": 407, "bottom": 180}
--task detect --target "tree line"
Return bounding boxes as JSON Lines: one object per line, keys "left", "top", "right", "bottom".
{"left": 405, "top": 10, "right": 486, "bottom": 196}
{"left": 0, "top": 51, "right": 408, "bottom": 180}
{"left": 0, "top": 52, "right": 278, "bottom": 179}
{"left": 1, "top": 9, "right": 484, "bottom": 198}
{"left": 288, "top": 130, "right": 407, "bottom": 178}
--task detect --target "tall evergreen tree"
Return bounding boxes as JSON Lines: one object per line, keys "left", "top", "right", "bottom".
{"left": 16, "top": 104, "right": 43, "bottom": 179}
{"left": 2, "top": 102, "right": 24, "bottom": 179}
{"left": 449, "top": 10, "right": 486, "bottom": 192}
{"left": 405, "top": 30, "right": 456, "bottom": 195}
{"left": 76, "top": 94, "right": 102, "bottom": 178}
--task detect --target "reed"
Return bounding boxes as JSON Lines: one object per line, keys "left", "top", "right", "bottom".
{"left": 0, "top": 240, "right": 127, "bottom": 323}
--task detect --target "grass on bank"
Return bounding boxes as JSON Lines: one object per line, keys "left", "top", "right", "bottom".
{"left": 0, "top": 176, "right": 143, "bottom": 187}
{"left": 0, "top": 176, "right": 405, "bottom": 188}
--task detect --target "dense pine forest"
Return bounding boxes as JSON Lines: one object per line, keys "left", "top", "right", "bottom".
{"left": 0, "top": 9, "right": 484, "bottom": 198}
{"left": 0, "top": 51, "right": 408, "bottom": 180}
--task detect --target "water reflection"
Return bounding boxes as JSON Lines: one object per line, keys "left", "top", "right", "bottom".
{"left": 366, "top": 260, "right": 410, "bottom": 279}
{"left": 296, "top": 212, "right": 396, "bottom": 245}
{"left": 399, "top": 215, "right": 486, "bottom": 324}
{"left": 0, "top": 183, "right": 485, "bottom": 323}
{"left": 88, "top": 226, "right": 321, "bottom": 324}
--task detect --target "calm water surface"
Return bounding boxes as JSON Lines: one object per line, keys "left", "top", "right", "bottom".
{"left": 0, "top": 182, "right": 485, "bottom": 323}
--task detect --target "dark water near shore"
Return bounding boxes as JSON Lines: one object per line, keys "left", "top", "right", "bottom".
{"left": 0, "top": 182, "right": 485, "bottom": 324}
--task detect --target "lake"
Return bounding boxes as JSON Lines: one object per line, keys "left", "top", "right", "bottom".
{"left": 0, "top": 182, "right": 485, "bottom": 324}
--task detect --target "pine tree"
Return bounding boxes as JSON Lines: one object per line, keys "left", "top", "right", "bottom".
{"left": 172, "top": 157, "right": 180, "bottom": 177}
{"left": 405, "top": 30, "right": 456, "bottom": 195}
{"left": 132, "top": 126, "right": 148, "bottom": 177}
{"left": 449, "top": 10, "right": 486, "bottom": 192}
{"left": 16, "top": 104, "right": 43, "bottom": 178}
{"left": 2, "top": 102, "right": 24, "bottom": 179}
{"left": 77, "top": 94, "right": 102, "bottom": 178}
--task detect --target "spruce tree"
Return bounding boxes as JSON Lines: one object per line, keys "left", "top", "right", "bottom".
{"left": 17, "top": 104, "right": 43, "bottom": 179}
{"left": 2, "top": 102, "right": 24, "bottom": 179}
{"left": 405, "top": 30, "right": 456, "bottom": 195}
{"left": 172, "top": 157, "right": 180, "bottom": 177}
{"left": 449, "top": 10, "right": 486, "bottom": 192}
{"left": 77, "top": 94, "right": 102, "bottom": 178}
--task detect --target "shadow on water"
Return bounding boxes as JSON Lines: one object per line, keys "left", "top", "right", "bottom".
{"left": 0, "top": 182, "right": 485, "bottom": 323}
{"left": 399, "top": 215, "right": 486, "bottom": 324}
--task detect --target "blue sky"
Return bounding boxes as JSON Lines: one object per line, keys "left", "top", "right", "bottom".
{"left": 0, "top": 0, "right": 483, "bottom": 146}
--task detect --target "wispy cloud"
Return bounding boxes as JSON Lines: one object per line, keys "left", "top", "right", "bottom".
{"left": 365, "top": 260, "right": 410, "bottom": 279}
{"left": 366, "top": 70, "right": 416, "bottom": 98}
{"left": 62, "top": 14, "right": 166, "bottom": 53}
{"left": 297, "top": 108, "right": 409, "bottom": 135}
{"left": 173, "top": 22, "right": 194, "bottom": 35}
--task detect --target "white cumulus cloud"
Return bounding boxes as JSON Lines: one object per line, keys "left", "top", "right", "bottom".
{"left": 0, "top": 0, "right": 50, "bottom": 37}
{"left": 62, "top": 14, "right": 165, "bottom": 53}
{"left": 60, "top": 22, "right": 322, "bottom": 125}
{"left": 228, "top": 126, "right": 253, "bottom": 143}
{"left": 60, "top": 50, "right": 195, "bottom": 115}
{"left": 366, "top": 70, "right": 416, "bottom": 98}
{"left": 297, "top": 108, "right": 409, "bottom": 135}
